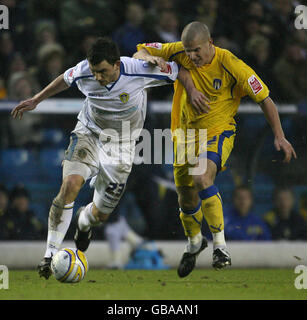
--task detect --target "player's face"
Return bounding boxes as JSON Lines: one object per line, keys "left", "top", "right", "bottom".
{"left": 90, "top": 60, "right": 121, "bottom": 86}
{"left": 233, "top": 189, "right": 253, "bottom": 217}
{"left": 183, "top": 37, "right": 214, "bottom": 67}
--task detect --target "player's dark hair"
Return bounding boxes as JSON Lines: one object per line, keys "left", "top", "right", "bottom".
{"left": 87, "top": 37, "right": 120, "bottom": 66}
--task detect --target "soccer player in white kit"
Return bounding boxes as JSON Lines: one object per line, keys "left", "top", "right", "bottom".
{"left": 11, "top": 37, "right": 197, "bottom": 279}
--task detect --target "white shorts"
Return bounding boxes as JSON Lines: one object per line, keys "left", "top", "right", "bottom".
{"left": 63, "top": 121, "right": 135, "bottom": 214}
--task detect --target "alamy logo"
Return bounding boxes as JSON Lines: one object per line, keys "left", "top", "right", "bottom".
{"left": 294, "top": 265, "right": 307, "bottom": 289}
{"left": 0, "top": 5, "right": 9, "bottom": 30}
{"left": 294, "top": 5, "right": 307, "bottom": 29}
{"left": 0, "top": 265, "right": 9, "bottom": 289}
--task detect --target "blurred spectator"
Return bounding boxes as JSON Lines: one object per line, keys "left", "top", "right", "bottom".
{"left": 69, "top": 33, "right": 98, "bottom": 66}
{"left": 0, "top": 185, "right": 9, "bottom": 217}
{"left": 28, "top": 0, "right": 61, "bottom": 22}
{"left": 35, "top": 43, "right": 66, "bottom": 91}
{"left": 267, "top": 0, "right": 296, "bottom": 60}
{"left": 7, "top": 71, "right": 40, "bottom": 101}
{"left": 0, "top": 77, "right": 7, "bottom": 99}
{"left": 1, "top": 0, "right": 29, "bottom": 53}
{"left": 8, "top": 52, "right": 27, "bottom": 76}
{"left": 30, "top": 20, "right": 59, "bottom": 65}
{"left": 0, "top": 32, "right": 16, "bottom": 81}
{"left": 246, "top": 1, "right": 275, "bottom": 38}
{"left": 236, "top": 15, "right": 263, "bottom": 51}
{"left": 273, "top": 40, "right": 307, "bottom": 103}
{"left": 299, "top": 193, "right": 307, "bottom": 225}
{"left": 60, "top": 0, "right": 117, "bottom": 50}
{"left": 147, "top": 0, "right": 175, "bottom": 17}
{"left": 293, "top": 30, "right": 307, "bottom": 54}
{"left": 214, "top": 36, "right": 241, "bottom": 56}
{"left": 263, "top": 187, "right": 307, "bottom": 240}
{"left": 244, "top": 34, "right": 278, "bottom": 99}
{"left": 104, "top": 210, "right": 144, "bottom": 269}
{"left": 224, "top": 185, "right": 272, "bottom": 240}
{"left": 195, "top": 0, "right": 219, "bottom": 31}
{"left": 155, "top": 10, "right": 180, "bottom": 43}
{"left": 113, "top": 2, "right": 160, "bottom": 57}
{"left": 0, "top": 185, "right": 11, "bottom": 240}
{"left": 6, "top": 186, "right": 46, "bottom": 240}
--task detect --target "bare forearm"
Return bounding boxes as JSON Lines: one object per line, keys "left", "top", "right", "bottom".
{"left": 33, "top": 74, "right": 69, "bottom": 104}
{"left": 132, "top": 48, "right": 151, "bottom": 61}
{"left": 177, "top": 66, "right": 196, "bottom": 95}
{"left": 259, "top": 97, "right": 284, "bottom": 138}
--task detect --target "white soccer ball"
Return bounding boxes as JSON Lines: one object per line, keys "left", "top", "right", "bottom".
{"left": 51, "top": 248, "right": 88, "bottom": 283}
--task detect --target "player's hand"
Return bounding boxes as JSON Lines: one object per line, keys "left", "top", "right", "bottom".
{"left": 274, "top": 136, "right": 297, "bottom": 163}
{"left": 11, "top": 98, "right": 38, "bottom": 120}
{"left": 146, "top": 56, "right": 169, "bottom": 72}
{"left": 188, "top": 88, "right": 211, "bottom": 114}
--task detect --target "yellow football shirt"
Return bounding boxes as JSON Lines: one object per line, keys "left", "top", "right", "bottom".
{"left": 137, "top": 42, "right": 270, "bottom": 137}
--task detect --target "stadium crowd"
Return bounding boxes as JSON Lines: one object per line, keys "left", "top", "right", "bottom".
{"left": 0, "top": 0, "right": 307, "bottom": 103}
{"left": 0, "top": 0, "right": 306, "bottom": 241}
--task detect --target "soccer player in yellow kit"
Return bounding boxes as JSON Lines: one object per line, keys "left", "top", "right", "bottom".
{"left": 134, "top": 22, "right": 297, "bottom": 277}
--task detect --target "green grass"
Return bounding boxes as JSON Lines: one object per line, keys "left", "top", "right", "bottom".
{"left": 0, "top": 268, "right": 306, "bottom": 300}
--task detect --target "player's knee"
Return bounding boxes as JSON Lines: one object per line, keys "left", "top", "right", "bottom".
{"left": 193, "top": 174, "right": 214, "bottom": 191}
{"left": 59, "top": 175, "right": 84, "bottom": 203}
{"left": 192, "top": 159, "right": 217, "bottom": 191}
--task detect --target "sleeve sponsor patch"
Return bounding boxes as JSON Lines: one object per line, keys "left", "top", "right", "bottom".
{"left": 145, "top": 42, "right": 162, "bottom": 50}
{"left": 248, "top": 75, "right": 263, "bottom": 95}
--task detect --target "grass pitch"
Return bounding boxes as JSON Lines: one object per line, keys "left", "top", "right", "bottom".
{"left": 0, "top": 268, "right": 306, "bottom": 300}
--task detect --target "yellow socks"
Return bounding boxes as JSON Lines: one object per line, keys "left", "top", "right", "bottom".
{"left": 179, "top": 201, "right": 203, "bottom": 238}
{"left": 198, "top": 185, "right": 226, "bottom": 249}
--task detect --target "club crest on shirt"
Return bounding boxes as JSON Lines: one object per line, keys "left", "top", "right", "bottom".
{"left": 213, "top": 78, "right": 222, "bottom": 90}
{"left": 119, "top": 92, "right": 129, "bottom": 103}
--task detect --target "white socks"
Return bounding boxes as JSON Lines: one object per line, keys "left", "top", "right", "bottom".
{"left": 212, "top": 230, "right": 226, "bottom": 250}
{"left": 44, "top": 201, "right": 74, "bottom": 258}
{"left": 186, "top": 231, "right": 203, "bottom": 253}
{"left": 185, "top": 230, "right": 227, "bottom": 254}
{"left": 78, "top": 202, "right": 101, "bottom": 232}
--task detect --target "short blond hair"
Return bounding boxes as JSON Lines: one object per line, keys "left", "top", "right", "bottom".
{"left": 181, "top": 21, "right": 211, "bottom": 44}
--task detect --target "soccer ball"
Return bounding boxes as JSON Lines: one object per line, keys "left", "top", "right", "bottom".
{"left": 51, "top": 248, "right": 88, "bottom": 283}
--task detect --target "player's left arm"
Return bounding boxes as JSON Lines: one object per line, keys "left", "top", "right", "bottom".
{"left": 259, "top": 97, "right": 297, "bottom": 163}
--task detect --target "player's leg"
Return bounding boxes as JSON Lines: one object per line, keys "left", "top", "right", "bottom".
{"left": 192, "top": 158, "right": 231, "bottom": 269}
{"left": 74, "top": 199, "right": 110, "bottom": 252}
{"left": 75, "top": 154, "right": 133, "bottom": 252}
{"left": 38, "top": 168, "right": 88, "bottom": 279}
{"left": 193, "top": 127, "right": 236, "bottom": 269}
{"left": 176, "top": 184, "right": 208, "bottom": 277}
{"left": 174, "top": 161, "right": 208, "bottom": 277}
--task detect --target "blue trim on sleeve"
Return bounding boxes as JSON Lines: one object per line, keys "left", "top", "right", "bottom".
{"left": 198, "top": 185, "right": 219, "bottom": 200}
{"left": 71, "top": 75, "right": 94, "bottom": 86}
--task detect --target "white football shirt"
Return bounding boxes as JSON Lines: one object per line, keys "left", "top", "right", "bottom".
{"left": 63, "top": 57, "right": 179, "bottom": 140}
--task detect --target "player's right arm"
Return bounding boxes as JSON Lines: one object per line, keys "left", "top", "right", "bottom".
{"left": 11, "top": 74, "right": 69, "bottom": 120}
